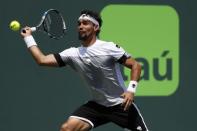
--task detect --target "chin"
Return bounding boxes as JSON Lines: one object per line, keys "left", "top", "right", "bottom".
{"left": 78, "top": 34, "right": 88, "bottom": 41}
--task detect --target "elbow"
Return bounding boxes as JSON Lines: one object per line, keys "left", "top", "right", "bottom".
{"left": 134, "top": 62, "right": 142, "bottom": 82}
{"left": 36, "top": 58, "right": 47, "bottom": 66}
{"left": 133, "top": 61, "right": 142, "bottom": 74}
{"left": 37, "top": 60, "right": 45, "bottom": 66}
{"left": 137, "top": 62, "right": 142, "bottom": 71}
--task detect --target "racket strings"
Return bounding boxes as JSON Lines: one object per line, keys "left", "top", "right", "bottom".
{"left": 43, "top": 10, "right": 66, "bottom": 39}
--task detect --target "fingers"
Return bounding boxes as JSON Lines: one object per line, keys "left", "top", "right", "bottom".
{"left": 120, "top": 93, "right": 126, "bottom": 106}
{"left": 124, "top": 98, "right": 132, "bottom": 111}
{"left": 21, "top": 26, "right": 30, "bottom": 33}
{"left": 122, "top": 96, "right": 132, "bottom": 111}
{"left": 121, "top": 92, "right": 134, "bottom": 111}
{"left": 21, "top": 26, "right": 31, "bottom": 37}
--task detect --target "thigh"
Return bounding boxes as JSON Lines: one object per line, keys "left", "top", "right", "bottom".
{"left": 71, "top": 101, "right": 109, "bottom": 128}
{"left": 107, "top": 103, "right": 149, "bottom": 131}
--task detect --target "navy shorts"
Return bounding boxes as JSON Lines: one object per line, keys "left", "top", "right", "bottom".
{"left": 70, "top": 101, "right": 149, "bottom": 131}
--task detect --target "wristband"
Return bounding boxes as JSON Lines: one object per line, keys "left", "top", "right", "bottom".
{"left": 127, "top": 80, "right": 138, "bottom": 93}
{"left": 24, "top": 35, "right": 37, "bottom": 48}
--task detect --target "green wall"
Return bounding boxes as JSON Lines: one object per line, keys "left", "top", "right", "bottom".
{"left": 0, "top": 0, "right": 196, "bottom": 131}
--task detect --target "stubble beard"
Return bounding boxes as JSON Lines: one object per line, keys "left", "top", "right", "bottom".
{"left": 78, "top": 32, "right": 88, "bottom": 41}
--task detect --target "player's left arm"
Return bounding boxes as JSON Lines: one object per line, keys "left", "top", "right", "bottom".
{"left": 123, "top": 57, "right": 141, "bottom": 81}
{"left": 120, "top": 57, "right": 141, "bottom": 111}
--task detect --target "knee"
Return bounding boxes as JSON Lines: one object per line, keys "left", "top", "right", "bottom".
{"left": 60, "top": 119, "right": 91, "bottom": 131}
{"left": 60, "top": 123, "right": 73, "bottom": 131}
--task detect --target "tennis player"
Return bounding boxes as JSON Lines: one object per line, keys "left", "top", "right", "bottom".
{"left": 21, "top": 9, "right": 149, "bottom": 131}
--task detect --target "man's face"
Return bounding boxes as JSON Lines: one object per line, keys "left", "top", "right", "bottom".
{"left": 78, "top": 19, "right": 97, "bottom": 41}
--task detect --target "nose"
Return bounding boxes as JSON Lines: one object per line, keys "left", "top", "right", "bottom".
{"left": 78, "top": 23, "right": 85, "bottom": 32}
{"left": 79, "top": 23, "right": 83, "bottom": 28}
{"left": 78, "top": 22, "right": 82, "bottom": 29}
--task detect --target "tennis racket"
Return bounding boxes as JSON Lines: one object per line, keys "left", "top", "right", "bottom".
{"left": 23, "top": 9, "right": 66, "bottom": 39}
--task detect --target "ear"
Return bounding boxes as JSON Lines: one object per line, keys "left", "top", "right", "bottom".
{"left": 94, "top": 25, "right": 99, "bottom": 32}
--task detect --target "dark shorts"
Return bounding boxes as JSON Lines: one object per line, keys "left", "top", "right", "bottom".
{"left": 70, "top": 101, "right": 149, "bottom": 131}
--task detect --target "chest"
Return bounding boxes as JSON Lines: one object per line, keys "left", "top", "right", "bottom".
{"left": 68, "top": 48, "right": 114, "bottom": 73}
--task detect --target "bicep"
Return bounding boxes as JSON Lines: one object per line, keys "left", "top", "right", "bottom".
{"left": 28, "top": 46, "right": 65, "bottom": 67}
{"left": 40, "top": 54, "right": 59, "bottom": 67}
{"left": 121, "top": 57, "right": 137, "bottom": 69}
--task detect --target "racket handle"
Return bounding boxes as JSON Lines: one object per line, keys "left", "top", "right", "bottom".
{"left": 30, "top": 27, "right": 36, "bottom": 32}
{"left": 22, "top": 27, "right": 36, "bottom": 33}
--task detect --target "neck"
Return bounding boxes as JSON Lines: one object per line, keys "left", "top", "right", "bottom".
{"left": 81, "top": 35, "right": 97, "bottom": 47}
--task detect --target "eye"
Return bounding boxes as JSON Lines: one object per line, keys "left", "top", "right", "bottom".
{"left": 77, "top": 20, "right": 92, "bottom": 26}
{"left": 83, "top": 21, "right": 89, "bottom": 25}
{"left": 77, "top": 21, "right": 81, "bottom": 26}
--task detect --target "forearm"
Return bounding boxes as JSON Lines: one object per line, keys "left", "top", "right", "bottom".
{"left": 130, "top": 62, "right": 141, "bottom": 81}
{"left": 125, "top": 62, "right": 141, "bottom": 93}
{"left": 28, "top": 45, "right": 59, "bottom": 67}
{"left": 123, "top": 58, "right": 141, "bottom": 93}
{"left": 29, "top": 46, "right": 46, "bottom": 65}
{"left": 23, "top": 34, "right": 45, "bottom": 65}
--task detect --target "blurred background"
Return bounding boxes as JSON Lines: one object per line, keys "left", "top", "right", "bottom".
{"left": 0, "top": 0, "right": 196, "bottom": 131}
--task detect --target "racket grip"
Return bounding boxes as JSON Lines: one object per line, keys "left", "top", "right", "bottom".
{"left": 30, "top": 27, "right": 36, "bottom": 32}
{"left": 22, "top": 27, "right": 36, "bottom": 33}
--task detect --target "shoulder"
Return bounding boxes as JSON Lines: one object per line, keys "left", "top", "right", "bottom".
{"left": 97, "top": 39, "right": 128, "bottom": 54}
{"left": 96, "top": 39, "right": 118, "bottom": 49}
{"left": 59, "top": 47, "right": 78, "bottom": 56}
{"left": 63, "top": 47, "right": 77, "bottom": 52}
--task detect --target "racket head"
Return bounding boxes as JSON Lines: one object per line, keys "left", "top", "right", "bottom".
{"left": 37, "top": 9, "right": 67, "bottom": 39}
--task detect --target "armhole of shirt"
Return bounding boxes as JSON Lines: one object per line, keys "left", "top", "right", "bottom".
{"left": 117, "top": 53, "right": 131, "bottom": 64}
{"left": 53, "top": 53, "right": 66, "bottom": 67}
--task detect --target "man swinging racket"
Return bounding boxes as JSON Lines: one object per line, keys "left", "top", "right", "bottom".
{"left": 21, "top": 9, "right": 149, "bottom": 131}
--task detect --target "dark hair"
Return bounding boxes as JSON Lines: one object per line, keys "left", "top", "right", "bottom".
{"left": 80, "top": 9, "right": 102, "bottom": 36}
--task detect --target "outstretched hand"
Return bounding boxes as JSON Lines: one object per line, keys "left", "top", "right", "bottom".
{"left": 121, "top": 91, "right": 134, "bottom": 111}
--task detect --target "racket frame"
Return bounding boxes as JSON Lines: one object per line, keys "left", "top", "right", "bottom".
{"left": 31, "top": 9, "right": 67, "bottom": 39}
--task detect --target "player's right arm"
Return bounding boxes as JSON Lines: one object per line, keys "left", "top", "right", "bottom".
{"left": 28, "top": 46, "right": 59, "bottom": 67}
{"left": 21, "top": 27, "right": 59, "bottom": 67}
